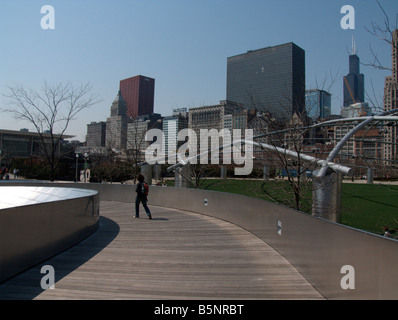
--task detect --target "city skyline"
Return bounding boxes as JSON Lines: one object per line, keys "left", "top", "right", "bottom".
{"left": 1, "top": 0, "right": 398, "bottom": 141}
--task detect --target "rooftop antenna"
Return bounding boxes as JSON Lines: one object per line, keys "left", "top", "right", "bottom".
{"left": 351, "top": 35, "right": 357, "bottom": 55}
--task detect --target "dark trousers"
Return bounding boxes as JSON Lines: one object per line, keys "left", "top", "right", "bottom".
{"left": 135, "top": 196, "right": 151, "bottom": 217}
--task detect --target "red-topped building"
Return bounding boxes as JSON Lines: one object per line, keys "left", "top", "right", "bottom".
{"left": 119, "top": 75, "right": 155, "bottom": 118}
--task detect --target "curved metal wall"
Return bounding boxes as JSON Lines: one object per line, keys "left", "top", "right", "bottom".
{"left": 0, "top": 186, "right": 99, "bottom": 283}
{"left": 2, "top": 181, "right": 398, "bottom": 299}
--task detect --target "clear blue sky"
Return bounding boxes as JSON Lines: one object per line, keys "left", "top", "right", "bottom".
{"left": 1, "top": 0, "right": 397, "bottom": 141}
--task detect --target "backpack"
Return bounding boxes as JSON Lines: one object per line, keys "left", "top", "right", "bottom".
{"left": 141, "top": 182, "right": 149, "bottom": 196}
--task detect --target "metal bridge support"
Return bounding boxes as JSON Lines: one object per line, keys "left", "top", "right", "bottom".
{"left": 175, "top": 164, "right": 191, "bottom": 188}
{"left": 153, "top": 163, "right": 162, "bottom": 181}
{"left": 312, "top": 116, "right": 374, "bottom": 221}
{"left": 141, "top": 164, "right": 153, "bottom": 185}
{"left": 220, "top": 165, "right": 227, "bottom": 180}
{"left": 263, "top": 166, "right": 270, "bottom": 180}
{"left": 367, "top": 167, "right": 374, "bottom": 184}
{"left": 312, "top": 169, "right": 342, "bottom": 223}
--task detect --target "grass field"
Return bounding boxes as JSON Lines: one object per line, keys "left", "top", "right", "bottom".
{"left": 166, "top": 178, "right": 398, "bottom": 237}
{"left": 340, "top": 183, "right": 398, "bottom": 237}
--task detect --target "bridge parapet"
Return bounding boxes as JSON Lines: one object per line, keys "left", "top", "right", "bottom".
{"left": 1, "top": 181, "right": 397, "bottom": 299}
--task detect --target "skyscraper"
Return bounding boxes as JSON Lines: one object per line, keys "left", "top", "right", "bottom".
{"left": 226, "top": 42, "right": 305, "bottom": 120}
{"left": 86, "top": 121, "right": 106, "bottom": 147}
{"left": 383, "top": 30, "right": 398, "bottom": 164}
{"left": 106, "top": 91, "right": 128, "bottom": 151}
{"left": 162, "top": 109, "right": 188, "bottom": 164}
{"left": 305, "top": 89, "right": 331, "bottom": 120}
{"left": 343, "top": 39, "right": 365, "bottom": 107}
{"left": 120, "top": 75, "right": 155, "bottom": 118}
{"left": 188, "top": 100, "right": 244, "bottom": 134}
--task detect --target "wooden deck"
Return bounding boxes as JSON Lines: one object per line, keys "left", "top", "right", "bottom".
{"left": 0, "top": 201, "right": 324, "bottom": 300}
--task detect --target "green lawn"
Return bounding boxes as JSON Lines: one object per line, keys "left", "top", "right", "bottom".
{"left": 340, "top": 184, "right": 398, "bottom": 236}
{"left": 167, "top": 178, "right": 398, "bottom": 237}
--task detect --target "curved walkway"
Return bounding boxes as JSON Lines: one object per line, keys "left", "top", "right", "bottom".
{"left": 0, "top": 201, "right": 323, "bottom": 300}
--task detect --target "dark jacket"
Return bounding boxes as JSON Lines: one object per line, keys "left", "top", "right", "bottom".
{"left": 136, "top": 182, "right": 147, "bottom": 199}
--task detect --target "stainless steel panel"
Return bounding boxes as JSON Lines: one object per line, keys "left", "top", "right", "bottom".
{"left": 0, "top": 186, "right": 99, "bottom": 283}
{"left": 0, "top": 186, "right": 97, "bottom": 209}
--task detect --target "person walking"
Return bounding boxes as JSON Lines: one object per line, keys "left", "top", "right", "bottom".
{"left": 135, "top": 174, "right": 152, "bottom": 219}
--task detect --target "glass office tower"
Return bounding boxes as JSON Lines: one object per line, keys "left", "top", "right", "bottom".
{"left": 226, "top": 42, "right": 305, "bottom": 120}
{"left": 305, "top": 89, "right": 331, "bottom": 120}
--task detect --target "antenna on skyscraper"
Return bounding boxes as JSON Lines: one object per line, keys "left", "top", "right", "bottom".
{"left": 351, "top": 35, "right": 357, "bottom": 55}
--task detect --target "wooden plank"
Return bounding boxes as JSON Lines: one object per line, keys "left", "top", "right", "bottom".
{"left": 0, "top": 201, "right": 324, "bottom": 300}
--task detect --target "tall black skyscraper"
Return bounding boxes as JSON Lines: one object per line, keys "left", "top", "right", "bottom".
{"left": 226, "top": 42, "right": 305, "bottom": 120}
{"left": 343, "top": 39, "right": 364, "bottom": 107}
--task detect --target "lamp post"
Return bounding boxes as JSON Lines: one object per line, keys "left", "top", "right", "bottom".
{"left": 75, "top": 153, "right": 79, "bottom": 182}
{"left": 84, "top": 152, "right": 89, "bottom": 183}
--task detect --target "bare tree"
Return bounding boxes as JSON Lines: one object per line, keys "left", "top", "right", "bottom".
{"left": 2, "top": 81, "right": 99, "bottom": 181}
{"left": 126, "top": 118, "right": 150, "bottom": 183}
{"left": 362, "top": 0, "right": 398, "bottom": 169}
{"left": 243, "top": 73, "right": 320, "bottom": 212}
{"left": 359, "top": 0, "right": 398, "bottom": 115}
{"left": 364, "top": 0, "right": 398, "bottom": 73}
{"left": 254, "top": 109, "right": 321, "bottom": 212}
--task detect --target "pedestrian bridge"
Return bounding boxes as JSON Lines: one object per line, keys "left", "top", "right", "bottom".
{"left": 0, "top": 200, "right": 321, "bottom": 299}
{"left": 0, "top": 182, "right": 397, "bottom": 299}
